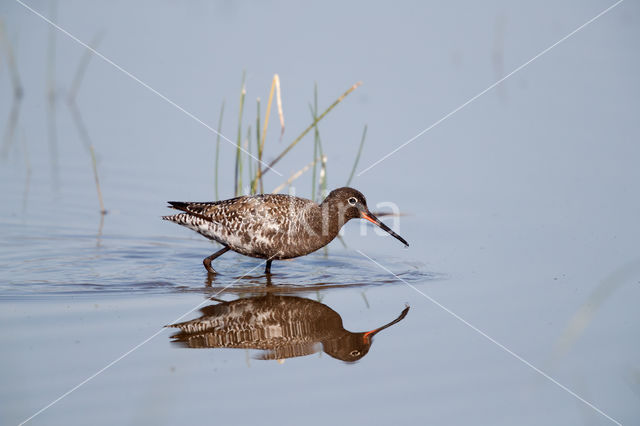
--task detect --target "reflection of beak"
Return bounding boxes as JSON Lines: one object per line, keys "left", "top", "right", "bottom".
{"left": 360, "top": 210, "right": 409, "bottom": 247}
{"left": 363, "top": 306, "right": 410, "bottom": 343}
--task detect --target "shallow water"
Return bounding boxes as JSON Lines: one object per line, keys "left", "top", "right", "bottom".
{"left": 2, "top": 1, "right": 640, "bottom": 425}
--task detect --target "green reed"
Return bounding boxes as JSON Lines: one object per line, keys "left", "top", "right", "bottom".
{"left": 216, "top": 76, "right": 362, "bottom": 201}
{"left": 346, "top": 124, "right": 367, "bottom": 187}
{"left": 214, "top": 100, "right": 225, "bottom": 200}
{"left": 234, "top": 72, "right": 246, "bottom": 196}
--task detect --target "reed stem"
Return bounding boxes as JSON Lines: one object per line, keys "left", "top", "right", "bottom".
{"left": 252, "top": 74, "right": 277, "bottom": 194}
{"left": 346, "top": 124, "right": 367, "bottom": 187}
{"left": 89, "top": 145, "right": 106, "bottom": 214}
{"left": 214, "top": 100, "right": 225, "bottom": 200}
{"left": 310, "top": 83, "right": 326, "bottom": 202}
{"left": 272, "top": 156, "right": 324, "bottom": 194}
{"left": 275, "top": 74, "right": 285, "bottom": 140}
{"left": 246, "top": 124, "right": 253, "bottom": 187}
{"left": 234, "top": 72, "right": 246, "bottom": 196}
{"left": 253, "top": 98, "right": 261, "bottom": 195}
{"left": 256, "top": 81, "right": 361, "bottom": 184}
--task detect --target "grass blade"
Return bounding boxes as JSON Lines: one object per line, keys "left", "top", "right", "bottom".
{"left": 89, "top": 144, "right": 106, "bottom": 214}
{"left": 0, "top": 20, "right": 22, "bottom": 94}
{"left": 68, "top": 103, "right": 106, "bottom": 214}
{"left": 0, "top": 20, "right": 24, "bottom": 156}
{"left": 68, "top": 32, "right": 104, "bottom": 102}
{"left": 310, "top": 83, "right": 325, "bottom": 202}
{"left": 346, "top": 124, "right": 367, "bottom": 186}
{"left": 262, "top": 81, "right": 361, "bottom": 178}
{"left": 252, "top": 74, "right": 278, "bottom": 194}
{"left": 318, "top": 154, "right": 327, "bottom": 199}
{"left": 246, "top": 124, "right": 252, "bottom": 187}
{"left": 66, "top": 30, "right": 106, "bottom": 214}
{"left": 311, "top": 112, "right": 318, "bottom": 201}
{"left": 46, "top": 1, "right": 59, "bottom": 186}
{"left": 214, "top": 100, "right": 225, "bottom": 200}
{"left": 272, "top": 156, "right": 324, "bottom": 194}
{"left": 275, "top": 74, "right": 285, "bottom": 140}
{"left": 253, "top": 97, "right": 260, "bottom": 195}
{"left": 234, "top": 72, "right": 246, "bottom": 196}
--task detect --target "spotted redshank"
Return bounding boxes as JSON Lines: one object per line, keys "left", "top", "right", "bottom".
{"left": 168, "top": 294, "right": 410, "bottom": 362}
{"left": 163, "top": 187, "right": 408, "bottom": 274}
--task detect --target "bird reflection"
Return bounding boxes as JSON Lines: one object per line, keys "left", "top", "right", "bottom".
{"left": 168, "top": 295, "right": 409, "bottom": 362}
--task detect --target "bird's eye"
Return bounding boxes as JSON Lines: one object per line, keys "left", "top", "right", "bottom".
{"left": 350, "top": 350, "right": 360, "bottom": 357}
{"left": 348, "top": 197, "right": 357, "bottom": 206}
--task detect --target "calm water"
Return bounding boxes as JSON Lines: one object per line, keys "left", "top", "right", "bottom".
{"left": 1, "top": 1, "right": 639, "bottom": 425}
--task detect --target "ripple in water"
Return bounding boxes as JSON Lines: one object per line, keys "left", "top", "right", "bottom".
{"left": 0, "top": 234, "right": 443, "bottom": 298}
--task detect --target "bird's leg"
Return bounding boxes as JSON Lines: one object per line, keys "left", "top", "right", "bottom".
{"left": 203, "top": 246, "right": 230, "bottom": 274}
{"left": 265, "top": 259, "right": 273, "bottom": 275}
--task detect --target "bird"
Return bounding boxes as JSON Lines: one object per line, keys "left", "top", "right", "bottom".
{"left": 162, "top": 187, "right": 408, "bottom": 275}
{"left": 167, "top": 294, "right": 410, "bottom": 362}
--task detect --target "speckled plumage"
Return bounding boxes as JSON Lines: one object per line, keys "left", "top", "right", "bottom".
{"left": 163, "top": 187, "right": 408, "bottom": 274}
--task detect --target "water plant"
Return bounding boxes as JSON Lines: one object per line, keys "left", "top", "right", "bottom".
{"left": 216, "top": 74, "right": 364, "bottom": 200}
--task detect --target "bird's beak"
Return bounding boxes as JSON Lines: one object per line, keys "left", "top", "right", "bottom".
{"left": 363, "top": 306, "right": 410, "bottom": 343}
{"left": 360, "top": 209, "right": 409, "bottom": 247}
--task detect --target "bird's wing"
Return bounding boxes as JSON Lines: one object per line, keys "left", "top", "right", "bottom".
{"left": 167, "top": 197, "right": 243, "bottom": 218}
